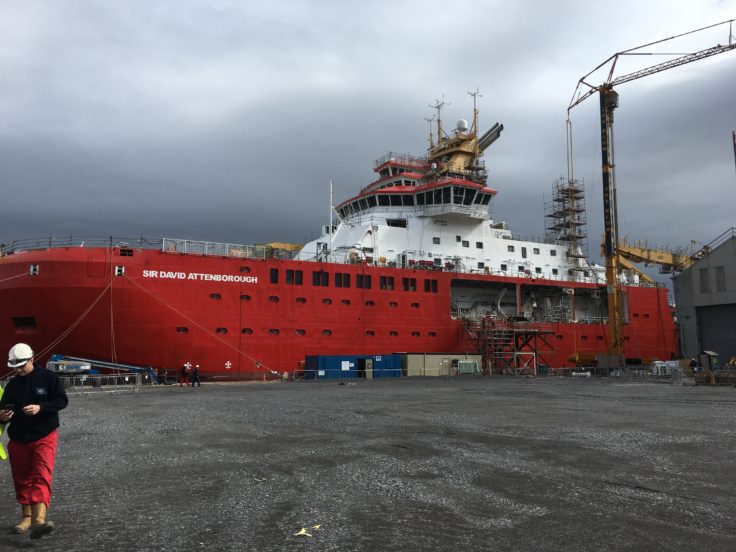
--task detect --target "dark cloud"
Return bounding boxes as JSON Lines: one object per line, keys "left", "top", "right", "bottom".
{"left": 0, "top": 0, "right": 734, "bottom": 271}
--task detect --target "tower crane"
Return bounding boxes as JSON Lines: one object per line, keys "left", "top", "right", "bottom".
{"left": 567, "top": 19, "right": 736, "bottom": 361}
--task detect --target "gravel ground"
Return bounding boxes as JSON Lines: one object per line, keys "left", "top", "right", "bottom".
{"left": 1, "top": 376, "right": 735, "bottom": 552}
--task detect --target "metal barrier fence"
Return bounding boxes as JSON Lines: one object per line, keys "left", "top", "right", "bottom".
{"left": 60, "top": 373, "right": 142, "bottom": 392}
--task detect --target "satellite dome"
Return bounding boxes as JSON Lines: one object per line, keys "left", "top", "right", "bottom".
{"left": 456, "top": 119, "right": 469, "bottom": 131}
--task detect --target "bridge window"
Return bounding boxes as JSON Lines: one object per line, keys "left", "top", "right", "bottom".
{"left": 424, "top": 279, "right": 438, "bottom": 293}
{"left": 402, "top": 277, "right": 416, "bottom": 291}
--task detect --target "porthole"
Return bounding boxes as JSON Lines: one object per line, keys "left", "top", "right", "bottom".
{"left": 389, "top": 301, "right": 398, "bottom": 308}
{"left": 322, "top": 329, "right": 332, "bottom": 336}
{"left": 411, "top": 331, "right": 420, "bottom": 337}
{"left": 268, "top": 329, "right": 280, "bottom": 335}
{"left": 240, "top": 294, "right": 251, "bottom": 301}
{"left": 322, "top": 298, "right": 332, "bottom": 305}
{"left": 341, "top": 299, "right": 351, "bottom": 305}
{"left": 176, "top": 327, "right": 189, "bottom": 334}
{"left": 239, "top": 266, "right": 251, "bottom": 273}
{"left": 428, "top": 331, "right": 437, "bottom": 337}
{"left": 216, "top": 327, "right": 228, "bottom": 334}
{"left": 210, "top": 293, "right": 222, "bottom": 300}
{"left": 366, "top": 330, "right": 375, "bottom": 336}
{"left": 411, "top": 303, "right": 419, "bottom": 309}
{"left": 268, "top": 296, "right": 279, "bottom": 303}
{"left": 295, "top": 329, "right": 306, "bottom": 335}
{"left": 296, "top": 297, "right": 307, "bottom": 304}
{"left": 242, "top": 328, "right": 253, "bottom": 335}
{"left": 365, "top": 300, "right": 375, "bottom": 306}
{"left": 389, "top": 330, "right": 399, "bottom": 336}
{"left": 556, "top": 335, "right": 564, "bottom": 340}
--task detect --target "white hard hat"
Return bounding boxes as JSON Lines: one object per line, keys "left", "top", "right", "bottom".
{"left": 8, "top": 343, "right": 33, "bottom": 368}
{"left": 196, "top": 364, "right": 200, "bottom": 368}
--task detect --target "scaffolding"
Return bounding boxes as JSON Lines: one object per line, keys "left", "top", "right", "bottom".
{"left": 462, "top": 317, "right": 556, "bottom": 375}
{"left": 545, "top": 177, "right": 587, "bottom": 265}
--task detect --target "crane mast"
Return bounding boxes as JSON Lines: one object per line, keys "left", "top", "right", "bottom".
{"left": 568, "top": 19, "right": 736, "bottom": 359}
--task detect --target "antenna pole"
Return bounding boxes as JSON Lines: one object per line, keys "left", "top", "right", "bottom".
{"left": 467, "top": 87, "right": 482, "bottom": 135}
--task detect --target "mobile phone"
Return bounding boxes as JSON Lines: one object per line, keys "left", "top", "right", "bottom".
{"left": 2, "top": 404, "right": 14, "bottom": 411}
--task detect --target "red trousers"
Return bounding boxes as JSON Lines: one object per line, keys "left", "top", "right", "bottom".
{"left": 8, "top": 430, "right": 58, "bottom": 507}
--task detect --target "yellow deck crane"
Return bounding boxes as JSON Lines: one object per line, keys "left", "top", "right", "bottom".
{"left": 567, "top": 19, "right": 736, "bottom": 362}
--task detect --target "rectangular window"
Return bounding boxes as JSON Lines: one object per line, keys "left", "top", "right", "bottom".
{"left": 477, "top": 262, "right": 485, "bottom": 269}
{"left": 357, "top": 274, "right": 372, "bottom": 289}
{"left": 518, "top": 266, "right": 525, "bottom": 272}
{"left": 550, "top": 250, "right": 557, "bottom": 257}
{"left": 521, "top": 247, "right": 527, "bottom": 258}
{"left": 402, "top": 277, "right": 417, "bottom": 291}
{"left": 295, "top": 270, "right": 303, "bottom": 285}
{"left": 286, "top": 269, "right": 294, "bottom": 284}
{"left": 715, "top": 266, "right": 726, "bottom": 292}
{"left": 462, "top": 240, "right": 469, "bottom": 248}
{"left": 699, "top": 268, "right": 710, "bottom": 294}
{"left": 476, "top": 242, "right": 483, "bottom": 249}
{"left": 433, "top": 237, "right": 440, "bottom": 245}
{"left": 552, "top": 268, "right": 558, "bottom": 275}
{"left": 335, "top": 273, "right": 343, "bottom": 287}
{"left": 535, "top": 267, "right": 542, "bottom": 274}
{"left": 269, "top": 268, "right": 278, "bottom": 284}
{"left": 380, "top": 276, "right": 395, "bottom": 290}
{"left": 533, "top": 248, "right": 540, "bottom": 254}
{"left": 313, "top": 271, "right": 329, "bottom": 286}
{"left": 456, "top": 235, "right": 462, "bottom": 242}
{"left": 424, "top": 279, "right": 438, "bottom": 293}
{"left": 508, "top": 245, "right": 515, "bottom": 252}
{"left": 500, "top": 264, "right": 507, "bottom": 271}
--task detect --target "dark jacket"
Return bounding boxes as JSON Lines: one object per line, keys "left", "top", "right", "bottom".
{"left": 0, "top": 363, "right": 68, "bottom": 443}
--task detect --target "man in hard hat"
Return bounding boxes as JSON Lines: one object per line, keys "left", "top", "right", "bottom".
{"left": 0, "top": 343, "right": 68, "bottom": 539}
{"left": 192, "top": 364, "right": 201, "bottom": 387}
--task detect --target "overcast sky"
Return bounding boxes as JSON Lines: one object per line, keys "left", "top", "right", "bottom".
{"left": 1, "top": 1, "right": 735, "bottom": 269}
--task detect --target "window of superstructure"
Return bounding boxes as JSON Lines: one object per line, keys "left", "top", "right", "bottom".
{"left": 552, "top": 268, "right": 558, "bottom": 275}
{"left": 535, "top": 267, "right": 542, "bottom": 274}
{"left": 453, "top": 186, "right": 464, "bottom": 204}
{"left": 402, "top": 195, "right": 414, "bottom": 206}
{"left": 456, "top": 235, "right": 462, "bottom": 242}
{"left": 518, "top": 266, "right": 525, "bottom": 272}
{"left": 269, "top": 268, "right": 278, "bottom": 283}
{"left": 508, "top": 245, "right": 515, "bottom": 252}
{"left": 176, "top": 327, "right": 189, "bottom": 334}
{"left": 313, "top": 270, "right": 329, "bottom": 286}
{"left": 433, "top": 237, "right": 440, "bottom": 244}
{"left": 476, "top": 242, "right": 483, "bottom": 249}
{"left": 442, "top": 187, "right": 451, "bottom": 204}
{"left": 378, "top": 195, "right": 390, "bottom": 206}
{"left": 387, "top": 218, "right": 407, "bottom": 228}
{"left": 550, "top": 250, "right": 557, "bottom": 257}
{"left": 715, "top": 266, "right": 726, "bottom": 292}
{"left": 501, "top": 264, "right": 507, "bottom": 271}
{"left": 389, "top": 195, "right": 402, "bottom": 206}
{"left": 209, "top": 293, "right": 221, "bottom": 300}
{"left": 463, "top": 190, "right": 476, "bottom": 205}
{"left": 521, "top": 247, "right": 527, "bottom": 258}
{"left": 480, "top": 193, "right": 491, "bottom": 205}
{"left": 533, "top": 248, "right": 540, "bottom": 254}
{"left": 434, "top": 189, "right": 443, "bottom": 204}
{"left": 699, "top": 268, "right": 710, "bottom": 294}
{"left": 357, "top": 274, "right": 372, "bottom": 289}
{"left": 462, "top": 240, "right": 469, "bottom": 248}
{"left": 424, "top": 279, "right": 438, "bottom": 293}
{"left": 359, "top": 198, "right": 368, "bottom": 210}
{"left": 416, "top": 193, "right": 425, "bottom": 206}
{"left": 433, "top": 258, "right": 442, "bottom": 267}
{"left": 478, "top": 262, "right": 485, "bottom": 269}
{"left": 367, "top": 195, "right": 377, "bottom": 207}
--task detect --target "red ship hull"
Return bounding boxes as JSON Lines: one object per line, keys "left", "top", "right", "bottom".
{"left": 0, "top": 245, "right": 678, "bottom": 379}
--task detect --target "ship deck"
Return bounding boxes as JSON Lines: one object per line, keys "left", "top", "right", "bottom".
{"left": 1, "top": 377, "right": 733, "bottom": 551}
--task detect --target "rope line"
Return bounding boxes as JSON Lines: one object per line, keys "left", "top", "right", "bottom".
{"left": 122, "top": 275, "right": 274, "bottom": 374}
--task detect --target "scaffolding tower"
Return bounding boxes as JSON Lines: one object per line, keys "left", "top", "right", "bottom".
{"left": 545, "top": 177, "right": 588, "bottom": 267}
{"left": 462, "top": 317, "right": 556, "bottom": 375}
